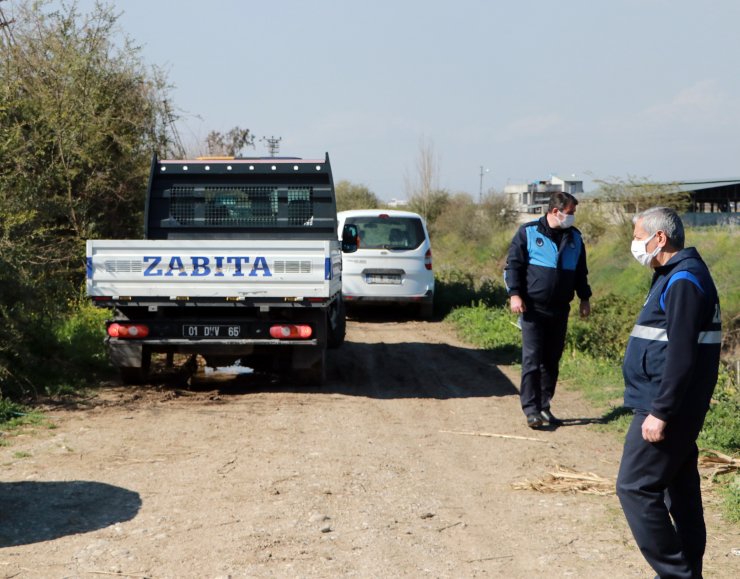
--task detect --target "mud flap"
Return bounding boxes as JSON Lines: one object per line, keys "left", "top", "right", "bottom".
{"left": 290, "top": 346, "right": 326, "bottom": 386}
{"left": 109, "top": 341, "right": 151, "bottom": 385}
{"left": 109, "top": 341, "right": 145, "bottom": 368}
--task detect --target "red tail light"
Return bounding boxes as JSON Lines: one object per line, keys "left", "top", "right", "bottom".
{"left": 269, "top": 324, "right": 313, "bottom": 339}
{"left": 108, "top": 323, "right": 149, "bottom": 339}
{"left": 424, "top": 248, "right": 433, "bottom": 270}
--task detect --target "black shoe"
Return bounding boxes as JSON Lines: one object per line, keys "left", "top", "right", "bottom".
{"left": 540, "top": 409, "right": 563, "bottom": 425}
{"left": 526, "top": 414, "right": 543, "bottom": 429}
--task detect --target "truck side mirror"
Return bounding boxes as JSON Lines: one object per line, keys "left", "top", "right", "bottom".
{"left": 341, "top": 224, "right": 359, "bottom": 253}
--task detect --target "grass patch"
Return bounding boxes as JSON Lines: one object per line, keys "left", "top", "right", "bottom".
{"left": 434, "top": 269, "right": 508, "bottom": 316}
{"left": 0, "top": 398, "right": 45, "bottom": 430}
{"left": 446, "top": 304, "right": 521, "bottom": 363}
{"left": 719, "top": 475, "right": 740, "bottom": 523}
{"left": 560, "top": 350, "right": 624, "bottom": 406}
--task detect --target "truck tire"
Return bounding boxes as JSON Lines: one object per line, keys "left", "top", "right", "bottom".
{"left": 327, "top": 296, "right": 346, "bottom": 349}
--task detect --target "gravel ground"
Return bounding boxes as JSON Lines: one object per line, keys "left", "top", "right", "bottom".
{"left": 1, "top": 315, "right": 738, "bottom": 578}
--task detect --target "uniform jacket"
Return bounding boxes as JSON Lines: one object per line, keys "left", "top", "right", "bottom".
{"left": 504, "top": 216, "right": 592, "bottom": 314}
{"left": 622, "top": 247, "right": 721, "bottom": 424}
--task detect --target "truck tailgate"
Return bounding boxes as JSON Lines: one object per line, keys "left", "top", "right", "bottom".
{"left": 86, "top": 239, "right": 340, "bottom": 299}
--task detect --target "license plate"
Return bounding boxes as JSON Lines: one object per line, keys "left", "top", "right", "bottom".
{"left": 366, "top": 274, "right": 401, "bottom": 285}
{"left": 182, "top": 325, "right": 241, "bottom": 338}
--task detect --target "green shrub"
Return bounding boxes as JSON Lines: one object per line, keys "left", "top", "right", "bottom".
{"left": 54, "top": 299, "right": 110, "bottom": 373}
{"left": 567, "top": 293, "right": 641, "bottom": 361}
{"left": 0, "top": 398, "right": 28, "bottom": 424}
{"left": 698, "top": 362, "right": 740, "bottom": 454}
{"left": 434, "top": 268, "right": 508, "bottom": 315}
{"left": 0, "top": 298, "right": 112, "bottom": 401}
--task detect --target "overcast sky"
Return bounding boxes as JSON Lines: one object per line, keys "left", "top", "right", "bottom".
{"left": 31, "top": 0, "right": 740, "bottom": 198}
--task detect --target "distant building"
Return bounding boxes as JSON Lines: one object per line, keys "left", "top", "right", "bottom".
{"left": 633, "top": 178, "right": 739, "bottom": 225}
{"left": 505, "top": 175, "right": 584, "bottom": 215}
{"left": 386, "top": 198, "right": 408, "bottom": 208}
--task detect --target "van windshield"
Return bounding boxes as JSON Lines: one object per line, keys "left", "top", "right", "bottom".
{"left": 346, "top": 216, "right": 425, "bottom": 250}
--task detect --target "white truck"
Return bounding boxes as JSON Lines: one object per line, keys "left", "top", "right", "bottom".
{"left": 86, "top": 154, "right": 357, "bottom": 385}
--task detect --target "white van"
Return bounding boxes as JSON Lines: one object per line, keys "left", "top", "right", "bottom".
{"left": 337, "top": 209, "right": 434, "bottom": 318}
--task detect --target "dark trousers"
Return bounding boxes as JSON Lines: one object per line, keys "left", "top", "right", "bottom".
{"left": 519, "top": 309, "right": 569, "bottom": 416}
{"left": 616, "top": 412, "right": 706, "bottom": 579}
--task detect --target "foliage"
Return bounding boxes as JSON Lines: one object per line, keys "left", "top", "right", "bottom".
{"left": 698, "top": 362, "right": 740, "bottom": 453}
{"left": 53, "top": 298, "right": 111, "bottom": 376}
{"left": 0, "top": 398, "right": 30, "bottom": 424}
{"left": 205, "top": 126, "right": 255, "bottom": 157}
{"left": 587, "top": 226, "right": 739, "bottom": 355}
{"left": 1, "top": 298, "right": 113, "bottom": 401}
{"left": 407, "top": 188, "right": 450, "bottom": 230}
{"left": 447, "top": 304, "right": 521, "bottom": 362}
{"left": 572, "top": 199, "right": 609, "bottom": 244}
{"left": 435, "top": 268, "right": 508, "bottom": 316}
{"left": 592, "top": 176, "right": 693, "bottom": 230}
{"left": 480, "top": 191, "right": 520, "bottom": 229}
{"left": 567, "top": 293, "right": 641, "bottom": 361}
{"left": 433, "top": 192, "right": 518, "bottom": 246}
{"left": 0, "top": 0, "right": 173, "bottom": 399}
{"left": 404, "top": 136, "right": 449, "bottom": 227}
{"left": 335, "top": 180, "right": 380, "bottom": 212}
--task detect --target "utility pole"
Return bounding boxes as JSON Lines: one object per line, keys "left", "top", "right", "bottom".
{"left": 479, "top": 166, "right": 489, "bottom": 204}
{"left": 261, "top": 136, "right": 282, "bottom": 157}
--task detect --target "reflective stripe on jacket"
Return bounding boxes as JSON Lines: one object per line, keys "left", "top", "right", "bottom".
{"left": 622, "top": 247, "right": 721, "bottom": 421}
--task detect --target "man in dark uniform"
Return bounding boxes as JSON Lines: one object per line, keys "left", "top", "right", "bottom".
{"left": 504, "top": 192, "right": 591, "bottom": 428}
{"left": 617, "top": 207, "right": 721, "bottom": 578}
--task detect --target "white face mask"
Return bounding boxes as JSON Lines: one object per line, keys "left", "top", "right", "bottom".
{"left": 557, "top": 211, "right": 575, "bottom": 229}
{"left": 631, "top": 232, "right": 661, "bottom": 267}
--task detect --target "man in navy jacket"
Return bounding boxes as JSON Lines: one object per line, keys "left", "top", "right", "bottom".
{"left": 617, "top": 207, "right": 721, "bottom": 579}
{"left": 504, "top": 192, "right": 591, "bottom": 428}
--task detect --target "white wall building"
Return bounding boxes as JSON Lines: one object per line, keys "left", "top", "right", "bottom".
{"left": 505, "top": 175, "right": 584, "bottom": 215}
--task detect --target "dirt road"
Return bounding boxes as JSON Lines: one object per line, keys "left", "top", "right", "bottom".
{"left": 1, "top": 316, "right": 738, "bottom": 578}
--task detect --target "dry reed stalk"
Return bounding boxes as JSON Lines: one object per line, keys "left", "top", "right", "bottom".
{"left": 512, "top": 464, "right": 614, "bottom": 495}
